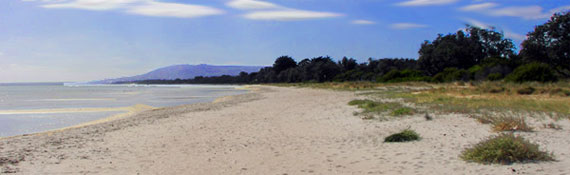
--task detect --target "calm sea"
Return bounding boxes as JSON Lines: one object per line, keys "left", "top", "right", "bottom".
{"left": 0, "top": 83, "right": 246, "bottom": 137}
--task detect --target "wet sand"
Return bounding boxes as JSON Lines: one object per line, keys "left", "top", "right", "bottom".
{"left": 1, "top": 85, "right": 569, "bottom": 174}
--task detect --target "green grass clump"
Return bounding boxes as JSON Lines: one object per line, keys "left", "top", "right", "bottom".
{"left": 348, "top": 99, "right": 401, "bottom": 114}
{"left": 461, "top": 134, "right": 554, "bottom": 164}
{"left": 384, "top": 129, "right": 420, "bottom": 142}
{"left": 348, "top": 99, "right": 373, "bottom": 106}
{"left": 391, "top": 107, "right": 415, "bottom": 116}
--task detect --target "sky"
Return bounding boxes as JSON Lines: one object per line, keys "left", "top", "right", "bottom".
{"left": 0, "top": 0, "right": 569, "bottom": 82}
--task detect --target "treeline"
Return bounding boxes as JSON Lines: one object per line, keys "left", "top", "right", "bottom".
{"left": 126, "top": 11, "right": 569, "bottom": 85}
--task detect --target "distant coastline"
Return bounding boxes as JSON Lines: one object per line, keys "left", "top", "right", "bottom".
{"left": 0, "top": 82, "right": 64, "bottom": 86}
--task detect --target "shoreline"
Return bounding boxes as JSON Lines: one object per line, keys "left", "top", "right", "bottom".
{"left": 1, "top": 85, "right": 569, "bottom": 174}
{"left": 0, "top": 85, "right": 253, "bottom": 140}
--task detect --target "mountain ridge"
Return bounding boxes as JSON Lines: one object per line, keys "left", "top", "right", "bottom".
{"left": 91, "top": 64, "right": 265, "bottom": 84}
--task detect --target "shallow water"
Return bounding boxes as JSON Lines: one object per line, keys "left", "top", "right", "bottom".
{"left": 0, "top": 83, "right": 246, "bottom": 137}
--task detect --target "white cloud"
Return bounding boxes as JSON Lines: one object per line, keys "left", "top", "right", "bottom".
{"left": 226, "top": 0, "right": 279, "bottom": 10}
{"left": 461, "top": 18, "right": 526, "bottom": 41}
{"left": 226, "top": 0, "right": 344, "bottom": 21}
{"left": 352, "top": 20, "right": 375, "bottom": 25}
{"left": 126, "top": 1, "right": 224, "bottom": 18}
{"left": 459, "top": 3, "right": 497, "bottom": 11}
{"left": 489, "top": 6, "right": 545, "bottom": 19}
{"left": 504, "top": 30, "right": 526, "bottom": 41}
{"left": 390, "top": 23, "right": 428, "bottom": 29}
{"left": 42, "top": 0, "right": 141, "bottom": 10}
{"left": 462, "top": 18, "right": 492, "bottom": 29}
{"left": 397, "top": 0, "right": 458, "bottom": 6}
{"left": 38, "top": 0, "right": 224, "bottom": 18}
{"left": 461, "top": 4, "right": 570, "bottom": 20}
{"left": 0, "top": 51, "right": 4, "bottom": 56}
{"left": 244, "top": 10, "right": 343, "bottom": 21}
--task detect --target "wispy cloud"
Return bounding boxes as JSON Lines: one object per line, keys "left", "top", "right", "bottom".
{"left": 244, "top": 10, "right": 343, "bottom": 21}
{"left": 37, "top": 0, "right": 225, "bottom": 18}
{"left": 126, "top": 1, "right": 224, "bottom": 18}
{"left": 504, "top": 30, "right": 526, "bottom": 41}
{"left": 397, "top": 0, "right": 458, "bottom": 6}
{"left": 460, "top": 4, "right": 570, "bottom": 20}
{"left": 390, "top": 23, "right": 428, "bottom": 29}
{"left": 459, "top": 3, "right": 497, "bottom": 11}
{"left": 42, "top": 0, "right": 142, "bottom": 10}
{"left": 226, "top": 0, "right": 279, "bottom": 10}
{"left": 352, "top": 20, "right": 375, "bottom": 25}
{"left": 462, "top": 18, "right": 526, "bottom": 41}
{"left": 462, "top": 18, "right": 492, "bottom": 29}
{"left": 226, "top": 0, "right": 344, "bottom": 21}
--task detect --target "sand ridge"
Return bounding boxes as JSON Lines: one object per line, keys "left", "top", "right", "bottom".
{"left": 1, "top": 86, "right": 569, "bottom": 174}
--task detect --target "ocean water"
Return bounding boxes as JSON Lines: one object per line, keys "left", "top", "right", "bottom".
{"left": 0, "top": 83, "right": 247, "bottom": 137}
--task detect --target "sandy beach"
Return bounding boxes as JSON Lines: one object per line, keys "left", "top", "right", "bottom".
{"left": 1, "top": 85, "right": 569, "bottom": 174}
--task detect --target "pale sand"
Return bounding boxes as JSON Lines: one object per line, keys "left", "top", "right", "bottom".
{"left": 1, "top": 85, "right": 570, "bottom": 174}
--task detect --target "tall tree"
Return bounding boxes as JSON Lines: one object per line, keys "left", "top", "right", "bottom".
{"left": 520, "top": 11, "right": 570, "bottom": 77}
{"left": 418, "top": 26, "right": 515, "bottom": 75}
{"left": 272, "top": 56, "right": 297, "bottom": 74}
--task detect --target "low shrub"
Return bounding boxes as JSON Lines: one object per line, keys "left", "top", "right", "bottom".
{"left": 377, "top": 69, "right": 430, "bottom": 83}
{"left": 461, "top": 134, "right": 554, "bottom": 164}
{"left": 432, "top": 68, "right": 469, "bottom": 82}
{"left": 505, "top": 63, "right": 558, "bottom": 83}
{"left": 384, "top": 129, "right": 420, "bottom": 142}
{"left": 487, "top": 73, "right": 503, "bottom": 81}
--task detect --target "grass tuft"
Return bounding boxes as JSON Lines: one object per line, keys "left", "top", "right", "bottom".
{"left": 391, "top": 107, "right": 415, "bottom": 116}
{"left": 348, "top": 99, "right": 402, "bottom": 115}
{"left": 491, "top": 116, "right": 533, "bottom": 132}
{"left": 384, "top": 129, "right": 420, "bottom": 142}
{"left": 461, "top": 134, "right": 554, "bottom": 164}
{"left": 517, "top": 86, "right": 535, "bottom": 95}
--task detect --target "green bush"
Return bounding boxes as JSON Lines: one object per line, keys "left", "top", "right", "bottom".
{"left": 432, "top": 68, "right": 468, "bottom": 82}
{"left": 384, "top": 129, "right": 420, "bottom": 142}
{"left": 505, "top": 63, "right": 558, "bottom": 83}
{"left": 377, "top": 69, "right": 430, "bottom": 83}
{"left": 461, "top": 134, "right": 553, "bottom": 164}
{"left": 487, "top": 73, "right": 503, "bottom": 81}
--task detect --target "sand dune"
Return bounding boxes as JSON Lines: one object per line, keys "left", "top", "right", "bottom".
{"left": 1, "top": 86, "right": 569, "bottom": 174}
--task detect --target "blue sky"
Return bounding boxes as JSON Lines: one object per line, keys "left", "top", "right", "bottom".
{"left": 0, "top": 0, "right": 568, "bottom": 82}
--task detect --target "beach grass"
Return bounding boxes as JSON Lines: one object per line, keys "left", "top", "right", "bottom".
{"left": 277, "top": 81, "right": 570, "bottom": 119}
{"left": 348, "top": 99, "right": 415, "bottom": 118}
{"left": 461, "top": 134, "right": 554, "bottom": 164}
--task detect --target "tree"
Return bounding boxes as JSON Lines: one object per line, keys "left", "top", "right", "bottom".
{"left": 272, "top": 56, "right": 297, "bottom": 74}
{"left": 520, "top": 11, "right": 570, "bottom": 77}
{"left": 418, "top": 26, "right": 515, "bottom": 76}
{"left": 339, "top": 57, "right": 357, "bottom": 71}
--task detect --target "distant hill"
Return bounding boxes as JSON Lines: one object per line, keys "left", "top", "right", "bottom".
{"left": 91, "top": 64, "right": 265, "bottom": 84}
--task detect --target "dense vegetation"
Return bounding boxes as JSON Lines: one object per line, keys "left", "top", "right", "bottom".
{"left": 123, "top": 11, "right": 569, "bottom": 85}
